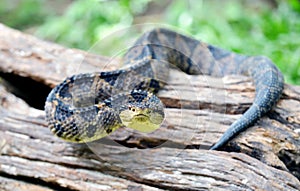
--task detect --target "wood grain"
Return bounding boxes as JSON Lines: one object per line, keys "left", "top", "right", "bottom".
{"left": 0, "top": 23, "right": 299, "bottom": 191}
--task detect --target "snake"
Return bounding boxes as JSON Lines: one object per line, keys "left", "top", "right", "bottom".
{"left": 45, "top": 28, "right": 284, "bottom": 150}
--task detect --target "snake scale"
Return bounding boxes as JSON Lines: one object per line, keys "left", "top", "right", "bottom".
{"left": 45, "top": 28, "right": 284, "bottom": 150}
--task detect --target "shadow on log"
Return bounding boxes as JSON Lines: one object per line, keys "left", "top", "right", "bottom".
{"left": 0, "top": 23, "right": 300, "bottom": 190}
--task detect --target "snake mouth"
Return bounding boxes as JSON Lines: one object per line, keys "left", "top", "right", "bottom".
{"left": 134, "top": 114, "right": 149, "bottom": 122}
{"left": 135, "top": 114, "right": 148, "bottom": 117}
{"left": 119, "top": 108, "right": 162, "bottom": 133}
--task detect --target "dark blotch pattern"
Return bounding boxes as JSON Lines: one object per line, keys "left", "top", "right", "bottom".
{"left": 130, "top": 90, "right": 148, "bottom": 103}
{"left": 45, "top": 28, "right": 284, "bottom": 149}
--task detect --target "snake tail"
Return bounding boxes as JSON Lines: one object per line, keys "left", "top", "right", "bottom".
{"left": 125, "top": 28, "right": 284, "bottom": 150}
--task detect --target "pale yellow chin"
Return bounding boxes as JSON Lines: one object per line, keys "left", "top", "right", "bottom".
{"left": 126, "top": 116, "right": 160, "bottom": 132}
{"left": 119, "top": 110, "right": 163, "bottom": 133}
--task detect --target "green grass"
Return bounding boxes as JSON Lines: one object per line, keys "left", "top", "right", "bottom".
{"left": 0, "top": 0, "right": 48, "bottom": 30}
{"left": 164, "top": 0, "right": 300, "bottom": 84}
{"left": 0, "top": 0, "right": 299, "bottom": 84}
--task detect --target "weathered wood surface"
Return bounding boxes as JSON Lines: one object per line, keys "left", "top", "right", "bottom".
{"left": 0, "top": 23, "right": 300, "bottom": 190}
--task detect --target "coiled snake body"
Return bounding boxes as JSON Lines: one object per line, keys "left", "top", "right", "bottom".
{"left": 45, "top": 28, "right": 284, "bottom": 150}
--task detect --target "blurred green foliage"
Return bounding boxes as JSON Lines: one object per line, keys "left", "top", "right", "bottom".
{"left": 35, "top": 0, "right": 151, "bottom": 50}
{"left": 0, "top": 0, "right": 47, "bottom": 29}
{"left": 0, "top": 0, "right": 299, "bottom": 84}
{"left": 165, "top": 0, "right": 300, "bottom": 84}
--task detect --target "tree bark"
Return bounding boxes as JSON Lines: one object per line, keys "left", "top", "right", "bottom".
{"left": 0, "top": 23, "right": 299, "bottom": 191}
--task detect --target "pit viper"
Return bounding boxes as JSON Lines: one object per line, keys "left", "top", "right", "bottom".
{"left": 45, "top": 28, "right": 284, "bottom": 150}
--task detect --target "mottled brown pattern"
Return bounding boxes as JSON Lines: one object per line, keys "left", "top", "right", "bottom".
{"left": 45, "top": 28, "right": 284, "bottom": 150}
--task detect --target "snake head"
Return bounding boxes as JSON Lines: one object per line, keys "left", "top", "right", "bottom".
{"left": 119, "top": 90, "right": 165, "bottom": 133}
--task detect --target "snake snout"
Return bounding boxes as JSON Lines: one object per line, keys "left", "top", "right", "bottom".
{"left": 118, "top": 91, "right": 165, "bottom": 133}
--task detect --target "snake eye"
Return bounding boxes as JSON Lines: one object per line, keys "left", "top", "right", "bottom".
{"left": 128, "top": 106, "right": 135, "bottom": 112}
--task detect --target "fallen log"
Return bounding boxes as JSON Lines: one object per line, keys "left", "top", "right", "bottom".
{"left": 0, "top": 23, "right": 299, "bottom": 190}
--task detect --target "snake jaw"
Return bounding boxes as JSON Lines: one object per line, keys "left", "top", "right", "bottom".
{"left": 119, "top": 107, "right": 163, "bottom": 133}
{"left": 117, "top": 90, "right": 165, "bottom": 133}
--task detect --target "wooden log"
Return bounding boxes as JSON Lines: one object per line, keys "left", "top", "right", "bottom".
{"left": 0, "top": 23, "right": 299, "bottom": 190}
{"left": 0, "top": 176, "right": 55, "bottom": 191}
